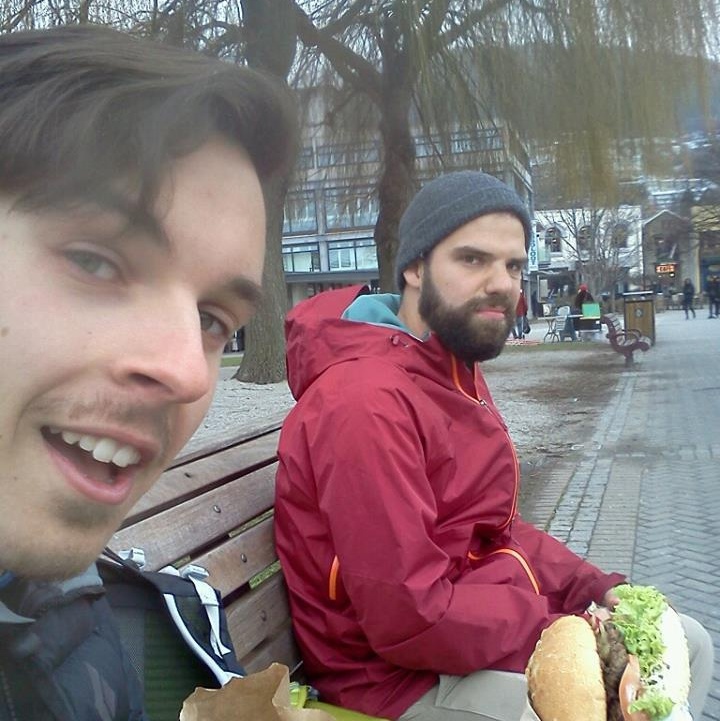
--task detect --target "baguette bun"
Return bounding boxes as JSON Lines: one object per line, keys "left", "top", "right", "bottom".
{"left": 526, "top": 616, "right": 606, "bottom": 721}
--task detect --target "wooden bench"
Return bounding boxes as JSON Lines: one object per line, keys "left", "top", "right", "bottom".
{"left": 108, "top": 409, "right": 385, "bottom": 721}
{"left": 600, "top": 314, "right": 651, "bottom": 365}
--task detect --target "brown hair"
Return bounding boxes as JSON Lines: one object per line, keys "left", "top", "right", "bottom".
{"left": 0, "top": 24, "right": 297, "bottom": 220}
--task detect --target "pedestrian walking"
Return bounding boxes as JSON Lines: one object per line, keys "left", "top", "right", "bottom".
{"left": 707, "top": 275, "right": 720, "bottom": 318}
{"left": 682, "top": 278, "right": 696, "bottom": 319}
{"left": 512, "top": 288, "right": 529, "bottom": 339}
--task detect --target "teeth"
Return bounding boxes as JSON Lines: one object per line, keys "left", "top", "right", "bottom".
{"left": 91, "top": 438, "right": 118, "bottom": 463}
{"left": 111, "top": 446, "right": 141, "bottom": 468}
{"left": 79, "top": 434, "right": 96, "bottom": 452}
{"left": 52, "top": 429, "right": 141, "bottom": 468}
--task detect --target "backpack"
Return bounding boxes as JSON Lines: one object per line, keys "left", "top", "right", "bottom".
{"left": 0, "top": 565, "right": 146, "bottom": 721}
{"left": 98, "top": 547, "right": 245, "bottom": 721}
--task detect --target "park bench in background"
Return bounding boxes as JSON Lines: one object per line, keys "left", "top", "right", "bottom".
{"left": 109, "top": 409, "right": 384, "bottom": 721}
{"left": 600, "top": 313, "right": 651, "bottom": 365}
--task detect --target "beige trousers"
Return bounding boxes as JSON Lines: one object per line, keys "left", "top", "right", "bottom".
{"left": 398, "top": 614, "right": 713, "bottom": 721}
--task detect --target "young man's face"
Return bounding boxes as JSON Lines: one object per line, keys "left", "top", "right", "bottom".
{"left": 0, "top": 137, "right": 266, "bottom": 580}
{"left": 417, "top": 212, "right": 527, "bottom": 363}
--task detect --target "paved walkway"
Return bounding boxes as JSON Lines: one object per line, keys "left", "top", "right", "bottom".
{"left": 520, "top": 308, "right": 720, "bottom": 721}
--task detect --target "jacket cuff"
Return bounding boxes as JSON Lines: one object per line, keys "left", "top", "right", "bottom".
{"left": 588, "top": 572, "right": 627, "bottom": 606}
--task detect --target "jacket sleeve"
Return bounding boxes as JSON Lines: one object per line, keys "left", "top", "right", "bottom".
{"left": 510, "top": 517, "right": 626, "bottom": 614}
{"left": 307, "top": 375, "right": 571, "bottom": 676}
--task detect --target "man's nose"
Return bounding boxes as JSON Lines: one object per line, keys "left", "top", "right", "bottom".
{"left": 485, "top": 263, "right": 516, "bottom": 295}
{"left": 111, "top": 302, "right": 213, "bottom": 405}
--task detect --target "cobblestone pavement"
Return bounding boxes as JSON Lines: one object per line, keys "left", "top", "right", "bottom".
{"left": 519, "top": 309, "right": 720, "bottom": 720}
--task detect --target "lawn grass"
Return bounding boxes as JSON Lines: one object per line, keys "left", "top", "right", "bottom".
{"left": 221, "top": 355, "right": 243, "bottom": 367}
{"left": 503, "top": 340, "right": 601, "bottom": 353}
{"left": 222, "top": 339, "right": 600, "bottom": 366}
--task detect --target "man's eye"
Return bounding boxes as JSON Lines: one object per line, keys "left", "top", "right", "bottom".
{"left": 508, "top": 262, "right": 525, "bottom": 277}
{"left": 461, "top": 255, "right": 482, "bottom": 265}
{"left": 199, "top": 311, "right": 232, "bottom": 340}
{"left": 65, "top": 250, "right": 119, "bottom": 280}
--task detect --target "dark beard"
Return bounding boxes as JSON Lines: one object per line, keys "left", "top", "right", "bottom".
{"left": 418, "top": 269, "right": 514, "bottom": 363}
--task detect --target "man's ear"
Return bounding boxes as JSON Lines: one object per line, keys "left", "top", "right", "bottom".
{"left": 402, "top": 258, "right": 424, "bottom": 290}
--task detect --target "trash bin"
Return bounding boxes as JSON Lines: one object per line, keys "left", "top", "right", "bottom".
{"left": 623, "top": 291, "right": 656, "bottom": 345}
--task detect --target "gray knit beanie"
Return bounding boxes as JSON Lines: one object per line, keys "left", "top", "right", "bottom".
{"left": 395, "top": 170, "right": 533, "bottom": 290}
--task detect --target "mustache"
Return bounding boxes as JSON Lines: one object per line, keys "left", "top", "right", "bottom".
{"left": 465, "top": 296, "right": 514, "bottom": 314}
{"left": 40, "top": 395, "right": 170, "bottom": 452}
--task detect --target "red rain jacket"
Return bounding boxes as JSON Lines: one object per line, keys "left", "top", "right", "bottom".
{"left": 516, "top": 292, "right": 528, "bottom": 317}
{"left": 275, "top": 286, "right": 624, "bottom": 719}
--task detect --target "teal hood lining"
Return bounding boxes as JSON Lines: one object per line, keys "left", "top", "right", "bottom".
{"left": 342, "top": 293, "right": 427, "bottom": 339}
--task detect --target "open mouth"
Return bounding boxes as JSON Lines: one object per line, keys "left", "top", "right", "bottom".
{"left": 42, "top": 426, "right": 142, "bottom": 485}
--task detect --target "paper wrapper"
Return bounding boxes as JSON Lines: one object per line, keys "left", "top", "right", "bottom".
{"left": 179, "top": 663, "right": 335, "bottom": 721}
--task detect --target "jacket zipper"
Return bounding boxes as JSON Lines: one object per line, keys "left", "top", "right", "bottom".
{"left": 450, "top": 355, "right": 520, "bottom": 528}
{"left": 450, "top": 356, "right": 541, "bottom": 593}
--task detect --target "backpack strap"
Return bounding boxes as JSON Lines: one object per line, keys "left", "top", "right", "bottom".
{"left": 154, "top": 565, "right": 240, "bottom": 685}
{"left": 100, "top": 548, "right": 245, "bottom": 686}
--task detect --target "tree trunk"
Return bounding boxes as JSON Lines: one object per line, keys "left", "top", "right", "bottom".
{"left": 235, "top": 172, "right": 290, "bottom": 383}
{"left": 374, "top": 90, "right": 416, "bottom": 292}
{"left": 235, "top": 0, "right": 297, "bottom": 383}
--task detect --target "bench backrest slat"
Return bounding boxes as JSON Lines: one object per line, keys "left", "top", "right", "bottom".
{"left": 240, "top": 618, "right": 301, "bottom": 675}
{"left": 124, "top": 430, "right": 281, "bottom": 524}
{"left": 226, "top": 571, "right": 290, "bottom": 659}
{"left": 110, "top": 464, "right": 277, "bottom": 571}
{"left": 189, "top": 515, "right": 277, "bottom": 597}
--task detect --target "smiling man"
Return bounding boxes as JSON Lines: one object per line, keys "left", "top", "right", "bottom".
{"left": 274, "top": 172, "right": 713, "bottom": 721}
{"left": 0, "top": 24, "right": 295, "bottom": 719}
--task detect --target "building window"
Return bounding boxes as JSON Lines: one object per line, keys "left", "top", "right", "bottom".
{"left": 324, "top": 187, "right": 378, "bottom": 230}
{"left": 283, "top": 243, "right": 320, "bottom": 273}
{"left": 414, "top": 136, "right": 438, "bottom": 158}
{"left": 545, "top": 226, "right": 562, "bottom": 253}
{"left": 577, "top": 225, "right": 592, "bottom": 253}
{"left": 316, "top": 143, "right": 379, "bottom": 167}
{"left": 652, "top": 233, "right": 666, "bottom": 259}
{"left": 283, "top": 191, "right": 318, "bottom": 235}
{"left": 328, "top": 239, "right": 377, "bottom": 271}
{"left": 450, "top": 128, "right": 503, "bottom": 154}
{"left": 611, "top": 222, "right": 629, "bottom": 248}
{"left": 296, "top": 146, "right": 314, "bottom": 170}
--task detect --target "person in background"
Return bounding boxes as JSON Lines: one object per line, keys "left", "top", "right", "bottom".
{"left": 273, "top": 171, "right": 713, "bottom": 721}
{"left": 571, "top": 284, "right": 596, "bottom": 339}
{"left": 530, "top": 291, "right": 540, "bottom": 318}
{"left": 682, "top": 278, "right": 696, "bottom": 319}
{"left": 706, "top": 275, "right": 720, "bottom": 318}
{"left": 512, "top": 288, "right": 529, "bottom": 339}
{"left": 0, "top": 24, "right": 296, "bottom": 720}
{"left": 572, "top": 283, "right": 593, "bottom": 312}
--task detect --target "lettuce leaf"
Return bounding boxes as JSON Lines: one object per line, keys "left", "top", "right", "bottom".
{"left": 612, "top": 584, "right": 667, "bottom": 678}
{"left": 629, "top": 688, "right": 674, "bottom": 719}
{"left": 612, "top": 585, "right": 674, "bottom": 720}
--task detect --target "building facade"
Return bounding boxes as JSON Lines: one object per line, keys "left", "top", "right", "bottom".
{"left": 532, "top": 205, "right": 644, "bottom": 304}
{"left": 281, "top": 124, "right": 533, "bottom": 306}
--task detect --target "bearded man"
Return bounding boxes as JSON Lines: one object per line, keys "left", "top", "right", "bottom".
{"left": 273, "top": 172, "right": 711, "bottom": 721}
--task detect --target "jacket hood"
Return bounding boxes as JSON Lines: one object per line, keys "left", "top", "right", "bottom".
{"left": 285, "top": 285, "right": 454, "bottom": 400}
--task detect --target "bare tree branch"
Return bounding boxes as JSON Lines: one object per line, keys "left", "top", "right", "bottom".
{"left": 291, "top": 1, "right": 383, "bottom": 102}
